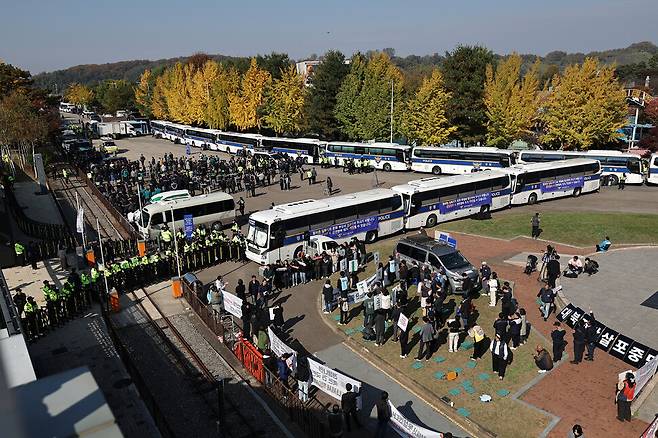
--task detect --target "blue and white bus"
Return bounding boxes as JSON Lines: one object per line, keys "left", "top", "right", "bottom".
{"left": 392, "top": 171, "right": 512, "bottom": 229}
{"left": 245, "top": 188, "right": 405, "bottom": 264}
{"left": 216, "top": 132, "right": 262, "bottom": 154}
{"left": 507, "top": 159, "right": 601, "bottom": 205}
{"left": 184, "top": 127, "right": 219, "bottom": 150}
{"left": 324, "top": 142, "right": 411, "bottom": 171}
{"left": 260, "top": 137, "right": 322, "bottom": 163}
{"left": 648, "top": 153, "right": 658, "bottom": 185}
{"left": 517, "top": 150, "right": 642, "bottom": 185}
{"left": 410, "top": 146, "right": 517, "bottom": 175}
{"left": 150, "top": 120, "right": 168, "bottom": 138}
{"left": 162, "top": 123, "right": 186, "bottom": 143}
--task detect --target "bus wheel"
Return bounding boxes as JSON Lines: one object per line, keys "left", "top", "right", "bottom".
{"left": 477, "top": 205, "right": 491, "bottom": 220}
{"left": 383, "top": 163, "right": 392, "bottom": 172}
{"left": 528, "top": 193, "right": 538, "bottom": 205}
{"left": 432, "top": 166, "right": 442, "bottom": 175}
{"left": 365, "top": 231, "right": 378, "bottom": 243}
{"left": 608, "top": 175, "right": 619, "bottom": 186}
{"left": 425, "top": 214, "right": 437, "bottom": 228}
{"left": 212, "top": 221, "right": 223, "bottom": 230}
{"left": 573, "top": 187, "right": 582, "bottom": 197}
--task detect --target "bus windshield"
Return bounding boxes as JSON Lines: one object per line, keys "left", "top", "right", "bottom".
{"left": 247, "top": 221, "right": 269, "bottom": 248}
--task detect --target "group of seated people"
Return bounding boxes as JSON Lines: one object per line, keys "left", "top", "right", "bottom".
{"left": 564, "top": 255, "right": 599, "bottom": 278}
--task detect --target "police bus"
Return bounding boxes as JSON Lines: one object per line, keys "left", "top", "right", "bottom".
{"left": 162, "top": 123, "right": 186, "bottom": 143}
{"left": 138, "top": 192, "right": 235, "bottom": 239}
{"left": 245, "top": 188, "right": 405, "bottom": 265}
{"left": 648, "top": 153, "right": 658, "bottom": 185}
{"left": 324, "top": 142, "right": 411, "bottom": 171}
{"left": 392, "top": 171, "right": 512, "bottom": 229}
{"left": 184, "top": 127, "right": 219, "bottom": 150}
{"left": 410, "top": 146, "right": 517, "bottom": 175}
{"left": 150, "top": 120, "right": 167, "bottom": 138}
{"left": 517, "top": 150, "right": 642, "bottom": 185}
{"left": 260, "top": 137, "right": 323, "bottom": 163}
{"left": 216, "top": 132, "right": 262, "bottom": 154}
{"left": 506, "top": 159, "right": 601, "bottom": 205}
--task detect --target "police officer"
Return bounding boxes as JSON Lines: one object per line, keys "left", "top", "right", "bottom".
{"left": 14, "top": 241, "right": 25, "bottom": 266}
{"left": 160, "top": 225, "right": 173, "bottom": 250}
{"left": 90, "top": 266, "right": 100, "bottom": 302}
{"left": 42, "top": 280, "right": 59, "bottom": 327}
{"left": 23, "top": 296, "right": 39, "bottom": 340}
{"left": 80, "top": 271, "right": 91, "bottom": 307}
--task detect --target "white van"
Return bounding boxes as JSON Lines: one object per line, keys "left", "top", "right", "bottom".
{"left": 138, "top": 192, "right": 235, "bottom": 239}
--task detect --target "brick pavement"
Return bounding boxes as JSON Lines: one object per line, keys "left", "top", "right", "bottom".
{"left": 449, "top": 231, "right": 651, "bottom": 438}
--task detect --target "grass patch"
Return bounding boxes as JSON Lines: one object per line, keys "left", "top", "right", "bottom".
{"left": 326, "top": 240, "right": 552, "bottom": 437}
{"left": 440, "top": 211, "right": 658, "bottom": 247}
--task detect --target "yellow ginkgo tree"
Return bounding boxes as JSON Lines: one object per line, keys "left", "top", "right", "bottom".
{"left": 263, "top": 65, "right": 306, "bottom": 135}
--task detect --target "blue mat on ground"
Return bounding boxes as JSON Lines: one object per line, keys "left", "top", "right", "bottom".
{"left": 449, "top": 388, "right": 461, "bottom": 396}
{"left": 453, "top": 367, "right": 463, "bottom": 374}
{"left": 434, "top": 371, "right": 446, "bottom": 379}
{"left": 478, "top": 373, "right": 490, "bottom": 381}
{"left": 459, "top": 341, "right": 474, "bottom": 350}
{"left": 411, "top": 362, "right": 424, "bottom": 370}
{"left": 464, "top": 386, "right": 476, "bottom": 394}
{"left": 457, "top": 407, "right": 470, "bottom": 417}
{"left": 413, "top": 326, "right": 422, "bottom": 333}
{"left": 466, "top": 361, "right": 477, "bottom": 368}
{"left": 434, "top": 356, "right": 446, "bottom": 363}
{"left": 461, "top": 380, "right": 472, "bottom": 387}
{"left": 333, "top": 315, "right": 340, "bottom": 321}
{"left": 497, "top": 389, "right": 510, "bottom": 397}
{"left": 344, "top": 328, "right": 355, "bottom": 336}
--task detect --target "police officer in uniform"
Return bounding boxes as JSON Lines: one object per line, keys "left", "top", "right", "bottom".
{"left": 42, "top": 280, "right": 59, "bottom": 327}
{"left": 23, "top": 296, "right": 39, "bottom": 340}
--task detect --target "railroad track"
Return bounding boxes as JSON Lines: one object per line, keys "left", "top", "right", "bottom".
{"left": 128, "top": 288, "right": 266, "bottom": 438}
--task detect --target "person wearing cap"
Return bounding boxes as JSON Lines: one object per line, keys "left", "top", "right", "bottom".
{"left": 615, "top": 372, "right": 636, "bottom": 422}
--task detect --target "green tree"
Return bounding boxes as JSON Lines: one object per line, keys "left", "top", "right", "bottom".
{"left": 401, "top": 69, "right": 456, "bottom": 145}
{"left": 0, "top": 61, "right": 33, "bottom": 98}
{"left": 541, "top": 58, "right": 627, "bottom": 149}
{"left": 335, "top": 53, "right": 404, "bottom": 141}
{"left": 484, "top": 54, "right": 541, "bottom": 147}
{"left": 205, "top": 65, "right": 240, "bottom": 129}
{"left": 441, "top": 45, "right": 495, "bottom": 145}
{"left": 263, "top": 66, "right": 306, "bottom": 135}
{"left": 94, "top": 80, "right": 135, "bottom": 114}
{"left": 256, "top": 52, "right": 292, "bottom": 80}
{"left": 304, "top": 50, "right": 350, "bottom": 139}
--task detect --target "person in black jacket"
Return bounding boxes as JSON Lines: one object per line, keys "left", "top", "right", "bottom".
{"left": 248, "top": 275, "right": 260, "bottom": 304}
{"left": 551, "top": 321, "right": 567, "bottom": 362}
{"left": 375, "top": 391, "right": 392, "bottom": 438}
{"left": 327, "top": 405, "right": 344, "bottom": 437}
{"left": 340, "top": 383, "right": 361, "bottom": 431}
{"left": 571, "top": 321, "right": 586, "bottom": 364}
{"left": 235, "top": 279, "right": 246, "bottom": 301}
{"left": 295, "top": 356, "right": 311, "bottom": 403}
{"left": 584, "top": 317, "right": 597, "bottom": 361}
{"left": 493, "top": 313, "right": 509, "bottom": 342}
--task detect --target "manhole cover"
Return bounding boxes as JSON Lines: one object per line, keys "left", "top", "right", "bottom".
{"left": 113, "top": 378, "right": 133, "bottom": 389}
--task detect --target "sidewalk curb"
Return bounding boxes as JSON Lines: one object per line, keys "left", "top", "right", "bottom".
{"left": 316, "top": 294, "right": 496, "bottom": 438}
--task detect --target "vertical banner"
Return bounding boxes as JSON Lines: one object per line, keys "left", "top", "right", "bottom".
{"left": 184, "top": 214, "right": 194, "bottom": 239}
{"left": 267, "top": 326, "right": 297, "bottom": 371}
{"left": 222, "top": 290, "right": 243, "bottom": 318}
{"left": 635, "top": 354, "right": 658, "bottom": 397}
{"left": 76, "top": 207, "right": 85, "bottom": 234}
{"left": 33, "top": 153, "right": 47, "bottom": 193}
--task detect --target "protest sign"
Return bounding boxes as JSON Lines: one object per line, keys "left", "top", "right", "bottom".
{"left": 267, "top": 326, "right": 297, "bottom": 371}
{"left": 222, "top": 290, "right": 243, "bottom": 318}
{"left": 389, "top": 400, "right": 442, "bottom": 438}
{"left": 308, "top": 358, "right": 361, "bottom": 401}
{"left": 397, "top": 313, "right": 409, "bottom": 332}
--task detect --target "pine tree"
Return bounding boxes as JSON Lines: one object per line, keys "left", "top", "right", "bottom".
{"left": 541, "top": 58, "right": 627, "bottom": 149}
{"left": 305, "top": 50, "right": 350, "bottom": 139}
{"left": 402, "top": 69, "right": 456, "bottom": 145}
{"left": 229, "top": 59, "right": 271, "bottom": 131}
{"left": 263, "top": 65, "right": 306, "bottom": 135}
{"left": 484, "top": 54, "right": 540, "bottom": 147}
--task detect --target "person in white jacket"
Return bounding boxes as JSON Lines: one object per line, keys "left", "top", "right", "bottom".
{"left": 490, "top": 333, "right": 510, "bottom": 380}
{"left": 488, "top": 272, "right": 499, "bottom": 307}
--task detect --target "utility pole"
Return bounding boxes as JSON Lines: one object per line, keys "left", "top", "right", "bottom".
{"left": 390, "top": 79, "right": 394, "bottom": 143}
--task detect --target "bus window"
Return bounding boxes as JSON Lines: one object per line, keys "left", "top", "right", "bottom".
{"left": 627, "top": 159, "right": 641, "bottom": 174}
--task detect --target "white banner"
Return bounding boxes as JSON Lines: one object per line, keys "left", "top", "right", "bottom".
{"left": 635, "top": 354, "right": 658, "bottom": 397}
{"left": 76, "top": 207, "right": 84, "bottom": 234}
{"left": 641, "top": 415, "right": 658, "bottom": 438}
{"left": 222, "top": 290, "right": 243, "bottom": 318}
{"left": 308, "top": 358, "right": 361, "bottom": 401}
{"left": 267, "top": 326, "right": 297, "bottom": 371}
{"left": 389, "top": 400, "right": 443, "bottom": 438}
{"left": 356, "top": 280, "right": 369, "bottom": 295}
{"left": 397, "top": 313, "right": 409, "bottom": 332}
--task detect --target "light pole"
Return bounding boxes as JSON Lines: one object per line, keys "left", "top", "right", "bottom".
{"left": 170, "top": 206, "right": 182, "bottom": 279}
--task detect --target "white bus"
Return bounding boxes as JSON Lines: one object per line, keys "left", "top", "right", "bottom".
{"left": 517, "top": 150, "right": 643, "bottom": 185}
{"left": 59, "top": 102, "right": 76, "bottom": 113}
{"left": 138, "top": 192, "right": 235, "bottom": 239}
{"left": 410, "top": 146, "right": 517, "bottom": 175}
{"left": 245, "top": 188, "right": 405, "bottom": 265}
{"left": 506, "top": 159, "right": 601, "bottom": 205}
{"left": 324, "top": 142, "right": 411, "bottom": 171}
{"left": 392, "top": 171, "right": 512, "bottom": 229}
{"left": 162, "top": 123, "right": 186, "bottom": 143}
{"left": 150, "top": 120, "right": 168, "bottom": 138}
{"left": 648, "top": 153, "right": 658, "bottom": 185}
{"left": 216, "top": 132, "right": 262, "bottom": 154}
{"left": 184, "top": 127, "right": 219, "bottom": 150}
{"left": 260, "top": 137, "right": 322, "bottom": 163}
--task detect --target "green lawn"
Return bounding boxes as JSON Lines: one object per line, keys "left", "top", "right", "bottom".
{"left": 325, "top": 240, "right": 552, "bottom": 438}
{"left": 440, "top": 211, "right": 658, "bottom": 247}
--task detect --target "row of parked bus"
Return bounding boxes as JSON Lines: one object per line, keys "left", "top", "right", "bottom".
{"left": 150, "top": 120, "right": 658, "bottom": 186}
{"left": 245, "top": 158, "right": 602, "bottom": 264}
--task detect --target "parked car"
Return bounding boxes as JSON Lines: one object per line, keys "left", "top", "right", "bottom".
{"left": 97, "top": 137, "right": 119, "bottom": 155}
{"left": 394, "top": 234, "right": 478, "bottom": 294}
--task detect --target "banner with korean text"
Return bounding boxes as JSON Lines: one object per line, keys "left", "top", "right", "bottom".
{"left": 222, "top": 290, "right": 243, "bottom": 318}
{"left": 389, "top": 400, "right": 443, "bottom": 438}
{"left": 307, "top": 358, "right": 361, "bottom": 401}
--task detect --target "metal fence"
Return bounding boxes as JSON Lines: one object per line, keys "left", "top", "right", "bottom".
{"left": 181, "top": 281, "right": 330, "bottom": 438}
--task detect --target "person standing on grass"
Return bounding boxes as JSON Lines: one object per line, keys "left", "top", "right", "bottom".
{"left": 447, "top": 318, "right": 461, "bottom": 352}
{"left": 490, "top": 333, "right": 510, "bottom": 380}
{"left": 531, "top": 212, "right": 541, "bottom": 239}
{"left": 551, "top": 321, "right": 567, "bottom": 362}
{"left": 509, "top": 312, "right": 522, "bottom": 349}
{"left": 415, "top": 316, "right": 435, "bottom": 361}
{"left": 374, "top": 307, "right": 386, "bottom": 346}
{"left": 399, "top": 319, "right": 409, "bottom": 358}
{"left": 468, "top": 324, "right": 486, "bottom": 360}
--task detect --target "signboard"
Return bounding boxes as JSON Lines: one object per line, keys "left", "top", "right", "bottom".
{"left": 436, "top": 232, "right": 457, "bottom": 248}
{"left": 184, "top": 214, "right": 194, "bottom": 239}
{"left": 313, "top": 216, "right": 379, "bottom": 240}
{"left": 307, "top": 358, "right": 361, "bottom": 401}
{"left": 597, "top": 326, "right": 619, "bottom": 352}
{"left": 388, "top": 400, "right": 442, "bottom": 438}
{"left": 609, "top": 334, "right": 634, "bottom": 361}
{"left": 397, "top": 313, "right": 409, "bottom": 332}
{"left": 340, "top": 258, "right": 347, "bottom": 273}
{"left": 438, "top": 193, "right": 491, "bottom": 215}
{"left": 185, "top": 144, "right": 191, "bottom": 156}
{"left": 624, "top": 341, "right": 652, "bottom": 369}
{"left": 540, "top": 176, "right": 584, "bottom": 194}
{"left": 373, "top": 294, "right": 382, "bottom": 310}
{"left": 356, "top": 280, "right": 369, "bottom": 296}
{"left": 267, "top": 326, "right": 297, "bottom": 371}
{"left": 222, "top": 290, "right": 243, "bottom": 318}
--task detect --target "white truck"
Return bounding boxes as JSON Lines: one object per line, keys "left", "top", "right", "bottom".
{"left": 92, "top": 120, "right": 149, "bottom": 139}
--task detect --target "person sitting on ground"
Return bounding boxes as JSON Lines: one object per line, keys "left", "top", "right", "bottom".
{"left": 532, "top": 345, "right": 554, "bottom": 373}
{"left": 596, "top": 235, "right": 611, "bottom": 252}
{"left": 583, "top": 257, "right": 599, "bottom": 276}
{"left": 565, "top": 256, "right": 583, "bottom": 276}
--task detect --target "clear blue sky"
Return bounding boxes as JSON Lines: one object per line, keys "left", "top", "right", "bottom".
{"left": 2, "top": 0, "right": 657, "bottom": 74}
